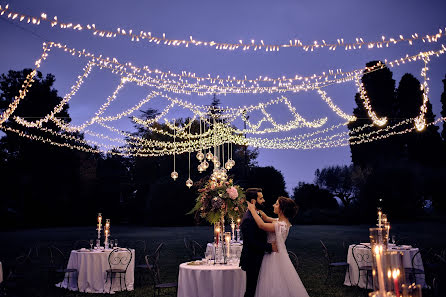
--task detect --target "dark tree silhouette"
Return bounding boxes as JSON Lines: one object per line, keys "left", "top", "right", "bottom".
{"left": 441, "top": 75, "right": 446, "bottom": 141}
{"left": 292, "top": 182, "right": 338, "bottom": 210}
{"left": 314, "top": 165, "right": 356, "bottom": 207}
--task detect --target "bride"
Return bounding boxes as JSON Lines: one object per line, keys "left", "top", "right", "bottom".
{"left": 246, "top": 196, "right": 309, "bottom": 297}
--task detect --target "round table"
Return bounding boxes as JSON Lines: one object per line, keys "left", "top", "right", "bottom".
{"left": 344, "top": 244, "right": 426, "bottom": 288}
{"left": 177, "top": 262, "right": 246, "bottom": 297}
{"left": 56, "top": 248, "right": 135, "bottom": 293}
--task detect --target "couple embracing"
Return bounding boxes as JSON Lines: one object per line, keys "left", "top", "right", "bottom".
{"left": 239, "top": 188, "right": 309, "bottom": 297}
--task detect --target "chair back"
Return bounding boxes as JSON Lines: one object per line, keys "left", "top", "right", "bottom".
{"left": 320, "top": 240, "right": 331, "bottom": 263}
{"left": 108, "top": 248, "right": 132, "bottom": 273}
{"left": 288, "top": 251, "right": 299, "bottom": 271}
{"left": 191, "top": 240, "right": 203, "bottom": 259}
{"left": 48, "top": 245, "right": 68, "bottom": 269}
{"left": 352, "top": 244, "right": 372, "bottom": 268}
{"left": 73, "top": 240, "right": 90, "bottom": 250}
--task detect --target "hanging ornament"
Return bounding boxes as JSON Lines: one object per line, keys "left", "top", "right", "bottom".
{"left": 225, "top": 161, "right": 232, "bottom": 170}
{"left": 212, "top": 155, "right": 219, "bottom": 163}
{"left": 171, "top": 119, "right": 178, "bottom": 181}
{"left": 206, "top": 152, "right": 213, "bottom": 160}
{"left": 186, "top": 120, "right": 193, "bottom": 188}
{"left": 196, "top": 151, "right": 204, "bottom": 161}
{"left": 229, "top": 159, "right": 235, "bottom": 167}
{"left": 186, "top": 178, "right": 193, "bottom": 188}
{"left": 198, "top": 164, "right": 204, "bottom": 173}
{"left": 202, "top": 160, "right": 209, "bottom": 169}
{"left": 171, "top": 171, "right": 178, "bottom": 180}
{"left": 214, "top": 160, "right": 221, "bottom": 168}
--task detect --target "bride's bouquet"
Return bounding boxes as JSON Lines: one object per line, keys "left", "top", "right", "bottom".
{"left": 188, "top": 178, "right": 246, "bottom": 224}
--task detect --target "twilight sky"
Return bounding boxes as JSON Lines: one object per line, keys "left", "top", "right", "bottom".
{"left": 0, "top": 0, "right": 445, "bottom": 193}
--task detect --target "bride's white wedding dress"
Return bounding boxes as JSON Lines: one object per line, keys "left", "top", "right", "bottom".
{"left": 255, "top": 220, "right": 310, "bottom": 297}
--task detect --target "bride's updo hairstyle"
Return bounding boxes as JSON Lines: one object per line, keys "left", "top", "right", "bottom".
{"left": 277, "top": 196, "right": 299, "bottom": 220}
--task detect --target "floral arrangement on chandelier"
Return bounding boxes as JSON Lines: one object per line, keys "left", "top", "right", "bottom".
{"left": 188, "top": 178, "right": 246, "bottom": 224}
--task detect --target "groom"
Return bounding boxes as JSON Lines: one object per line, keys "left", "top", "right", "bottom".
{"left": 240, "top": 188, "right": 277, "bottom": 297}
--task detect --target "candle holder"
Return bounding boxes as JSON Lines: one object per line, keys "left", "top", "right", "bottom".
{"left": 104, "top": 219, "right": 110, "bottom": 248}
{"left": 369, "top": 228, "right": 408, "bottom": 297}
{"left": 236, "top": 228, "right": 241, "bottom": 242}
{"left": 230, "top": 219, "right": 235, "bottom": 242}
{"left": 96, "top": 213, "right": 102, "bottom": 247}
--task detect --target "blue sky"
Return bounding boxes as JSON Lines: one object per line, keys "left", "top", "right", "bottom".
{"left": 0, "top": 0, "right": 445, "bottom": 193}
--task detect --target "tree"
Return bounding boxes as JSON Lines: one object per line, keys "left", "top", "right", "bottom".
{"left": 441, "top": 75, "right": 446, "bottom": 141}
{"left": 0, "top": 69, "right": 90, "bottom": 227}
{"left": 246, "top": 166, "right": 288, "bottom": 215}
{"left": 292, "top": 182, "right": 338, "bottom": 210}
{"left": 314, "top": 165, "right": 355, "bottom": 207}
{"left": 348, "top": 61, "right": 400, "bottom": 168}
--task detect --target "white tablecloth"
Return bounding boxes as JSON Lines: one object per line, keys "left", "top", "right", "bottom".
{"left": 0, "top": 261, "right": 3, "bottom": 284}
{"left": 178, "top": 262, "right": 246, "bottom": 297}
{"left": 56, "top": 248, "right": 135, "bottom": 293}
{"left": 206, "top": 243, "right": 243, "bottom": 259}
{"left": 344, "top": 244, "right": 426, "bottom": 288}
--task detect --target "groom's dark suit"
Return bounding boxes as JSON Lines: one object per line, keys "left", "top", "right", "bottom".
{"left": 239, "top": 210, "right": 272, "bottom": 297}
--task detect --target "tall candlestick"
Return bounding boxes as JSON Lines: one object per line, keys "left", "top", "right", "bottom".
{"left": 393, "top": 269, "right": 400, "bottom": 297}
{"left": 215, "top": 225, "right": 220, "bottom": 245}
{"left": 225, "top": 233, "right": 231, "bottom": 259}
{"left": 374, "top": 245, "right": 386, "bottom": 297}
{"left": 231, "top": 219, "right": 235, "bottom": 241}
{"left": 378, "top": 210, "right": 382, "bottom": 228}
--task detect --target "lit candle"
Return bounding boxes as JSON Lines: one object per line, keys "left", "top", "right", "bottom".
{"left": 237, "top": 218, "right": 241, "bottom": 228}
{"left": 374, "top": 245, "right": 386, "bottom": 297}
{"left": 98, "top": 213, "right": 102, "bottom": 225}
{"left": 225, "top": 233, "right": 231, "bottom": 258}
{"left": 231, "top": 219, "right": 235, "bottom": 241}
{"left": 393, "top": 269, "right": 400, "bottom": 297}
{"left": 215, "top": 225, "right": 220, "bottom": 245}
{"left": 378, "top": 210, "right": 382, "bottom": 228}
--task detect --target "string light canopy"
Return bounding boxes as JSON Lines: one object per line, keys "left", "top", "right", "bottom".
{"left": 0, "top": 4, "right": 445, "bottom": 53}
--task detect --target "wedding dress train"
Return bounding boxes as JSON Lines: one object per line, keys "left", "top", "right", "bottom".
{"left": 255, "top": 220, "right": 310, "bottom": 297}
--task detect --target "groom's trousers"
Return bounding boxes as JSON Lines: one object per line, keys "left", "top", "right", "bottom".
{"left": 244, "top": 261, "right": 262, "bottom": 297}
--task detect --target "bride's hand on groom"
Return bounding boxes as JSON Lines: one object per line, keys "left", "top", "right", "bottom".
{"left": 246, "top": 201, "right": 256, "bottom": 212}
{"left": 271, "top": 242, "right": 278, "bottom": 252}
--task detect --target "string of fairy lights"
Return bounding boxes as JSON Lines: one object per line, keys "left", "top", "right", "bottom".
{"left": 0, "top": 4, "right": 445, "bottom": 187}
{"left": 0, "top": 4, "right": 445, "bottom": 53}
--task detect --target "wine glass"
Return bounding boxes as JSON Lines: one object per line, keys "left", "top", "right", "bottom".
{"left": 110, "top": 240, "right": 114, "bottom": 249}
{"left": 391, "top": 235, "right": 396, "bottom": 245}
{"left": 205, "top": 250, "right": 212, "bottom": 264}
{"left": 89, "top": 239, "right": 93, "bottom": 250}
{"left": 96, "top": 239, "right": 100, "bottom": 249}
{"left": 114, "top": 239, "right": 118, "bottom": 248}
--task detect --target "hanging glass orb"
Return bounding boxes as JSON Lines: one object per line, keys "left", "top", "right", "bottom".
{"left": 198, "top": 164, "right": 204, "bottom": 173}
{"left": 171, "top": 171, "right": 179, "bottom": 181}
{"left": 211, "top": 174, "right": 217, "bottom": 181}
{"left": 214, "top": 160, "right": 221, "bottom": 168}
{"left": 202, "top": 160, "right": 209, "bottom": 169}
{"left": 212, "top": 155, "right": 219, "bottom": 163}
{"left": 206, "top": 152, "right": 213, "bottom": 160}
{"left": 186, "top": 178, "right": 193, "bottom": 188}
{"left": 196, "top": 151, "right": 205, "bottom": 161}
{"left": 221, "top": 173, "right": 228, "bottom": 181}
{"left": 225, "top": 161, "right": 232, "bottom": 170}
{"left": 229, "top": 159, "right": 236, "bottom": 166}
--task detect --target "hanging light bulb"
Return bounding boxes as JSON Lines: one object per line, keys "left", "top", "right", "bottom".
{"left": 171, "top": 171, "right": 178, "bottom": 180}
{"left": 206, "top": 151, "right": 213, "bottom": 160}
{"left": 196, "top": 151, "right": 204, "bottom": 161}
{"left": 186, "top": 178, "right": 193, "bottom": 188}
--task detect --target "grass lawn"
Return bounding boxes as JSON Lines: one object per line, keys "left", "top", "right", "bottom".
{"left": 1, "top": 222, "right": 445, "bottom": 297}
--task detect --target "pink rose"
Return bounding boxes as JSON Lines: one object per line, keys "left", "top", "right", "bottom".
{"left": 210, "top": 184, "right": 215, "bottom": 190}
{"left": 226, "top": 186, "right": 238, "bottom": 199}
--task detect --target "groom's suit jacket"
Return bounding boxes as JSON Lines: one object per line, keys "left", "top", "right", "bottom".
{"left": 239, "top": 210, "right": 272, "bottom": 271}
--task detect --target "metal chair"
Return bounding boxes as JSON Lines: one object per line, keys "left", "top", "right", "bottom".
{"left": 47, "top": 245, "right": 78, "bottom": 291}
{"left": 351, "top": 244, "right": 373, "bottom": 289}
{"left": 184, "top": 238, "right": 204, "bottom": 261}
{"left": 105, "top": 248, "right": 132, "bottom": 292}
{"left": 145, "top": 245, "right": 177, "bottom": 297}
{"left": 288, "top": 251, "right": 299, "bottom": 271}
{"left": 72, "top": 240, "right": 90, "bottom": 250}
{"left": 320, "top": 240, "right": 351, "bottom": 285}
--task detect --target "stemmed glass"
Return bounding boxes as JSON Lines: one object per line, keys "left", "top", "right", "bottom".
{"left": 205, "top": 250, "right": 212, "bottom": 264}
{"left": 110, "top": 240, "right": 114, "bottom": 249}
{"left": 114, "top": 239, "right": 118, "bottom": 248}
{"left": 89, "top": 239, "right": 93, "bottom": 250}
{"left": 391, "top": 235, "right": 396, "bottom": 245}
